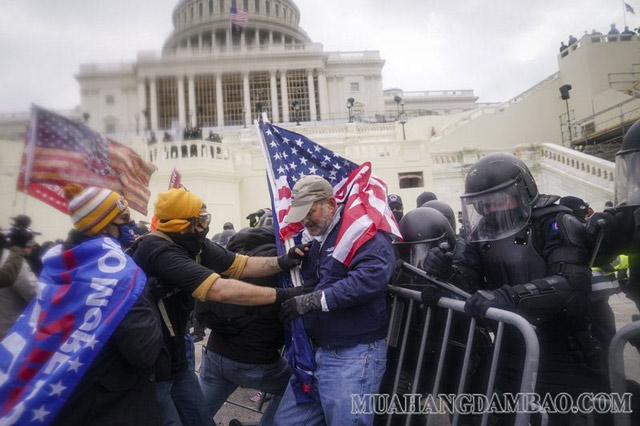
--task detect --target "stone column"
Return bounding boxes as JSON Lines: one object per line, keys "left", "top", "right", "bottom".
{"left": 243, "top": 72, "right": 251, "bottom": 126}
{"left": 240, "top": 31, "right": 246, "bottom": 51}
{"left": 216, "top": 73, "right": 224, "bottom": 127}
{"left": 137, "top": 78, "right": 147, "bottom": 129}
{"left": 198, "top": 33, "right": 203, "bottom": 51}
{"left": 255, "top": 28, "right": 260, "bottom": 46}
{"left": 149, "top": 78, "right": 158, "bottom": 131}
{"left": 317, "top": 70, "right": 329, "bottom": 120}
{"left": 280, "top": 71, "right": 289, "bottom": 122}
{"left": 226, "top": 28, "right": 232, "bottom": 48}
{"left": 307, "top": 69, "right": 317, "bottom": 121}
{"left": 269, "top": 70, "right": 279, "bottom": 122}
{"left": 177, "top": 76, "right": 186, "bottom": 129}
{"left": 188, "top": 75, "right": 196, "bottom": 127}
{"left": 269, "top": 30, "right": 274, "bottom": 45}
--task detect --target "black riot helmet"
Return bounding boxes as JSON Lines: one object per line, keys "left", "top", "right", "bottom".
{"left": 421, "top": 200, "right": 456, "bottom": 232}
{"left": 395, "top": 207, "right": 456, "bottom": 269}
{"left": 461, "top": 153, "right": 538, "bottom": 242}
{"left": 615, "top": 119, "right": 640, "bottom": 207}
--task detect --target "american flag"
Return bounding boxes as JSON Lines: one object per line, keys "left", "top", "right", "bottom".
{"left": 17, "top": 105, "right": 156, "bottom": 215}
{"left": 230, "top": 7, "right": 248, "bottom": 30}
{"left": 259, "top": 121, "right": 401, "bottom": 266}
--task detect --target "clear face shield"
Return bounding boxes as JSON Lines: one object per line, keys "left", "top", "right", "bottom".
{"left": 395, "top": 235, "right": 445, "bottom": 270}
{"left": 461, "top": 180, "right": 532, "bottom": 242}
{"left": 615, "top": 151, "right": 640, "bottom": 207}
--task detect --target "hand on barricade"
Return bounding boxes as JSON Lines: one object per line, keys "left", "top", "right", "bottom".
{"left": 279, "top": 290, "right": 323, "bottom": 322}
{"left": 464, "top": 286, "right": 516, "bottom": 319}
{"left": 424, "top": 243, "right": 453, "bottom": 279}
{"left": 277, "top": 242, "right": 313, "bottom": 270}
{"left": 420, "top": 285, "right": 445, "bottom": 307}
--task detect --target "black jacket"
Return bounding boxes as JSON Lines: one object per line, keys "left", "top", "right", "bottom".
{"left": 198, "top": 227, "right": 284, "bottom": 364}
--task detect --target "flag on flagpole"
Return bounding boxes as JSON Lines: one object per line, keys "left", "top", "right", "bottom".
{"left": 230, "top": 7, "right": 248, "bottom": 32}
{"left": 17, "top": 105, "right": 156, "bottom": 215}
{"left": 257, "top": 121, "right": 401, "bottom": 403}
{"left": 626, "top": 2, "right": 635, "bottom": 14}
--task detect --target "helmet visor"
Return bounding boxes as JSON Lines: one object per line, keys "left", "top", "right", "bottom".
{"left": 461, "top": 181, "right": 531, "bottom": 242}
{"left": 615, "top": 151, "right": 640, "bottom": 207}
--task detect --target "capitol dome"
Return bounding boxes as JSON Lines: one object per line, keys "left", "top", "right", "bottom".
{"left": 163, "top": 0, "right": 311, "bottom": 54}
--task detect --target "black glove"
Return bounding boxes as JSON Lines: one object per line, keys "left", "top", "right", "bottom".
{"left": 421, "top": 285, "right": 445, "bottom": 306}
{"left": 464, "top": 286, "right": 516, "bottom": 319}
{"left": 279, "top": 290, "right": 323, "bottom": 322}
{"left": 425, "top": 244, "right": 453, "bottom": 279}
{"left": 277, "top": 242, "right": 313, "bottom": 270}
{"left": 274, "top": 285, "right": 314, "bottom": 304}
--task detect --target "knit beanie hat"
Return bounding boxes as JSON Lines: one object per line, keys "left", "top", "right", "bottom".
{"left": 64, "top": 184, "right": 128, "bottom": 235}
{"left": 154, "top": 188, "right": 203, "bottom": 233}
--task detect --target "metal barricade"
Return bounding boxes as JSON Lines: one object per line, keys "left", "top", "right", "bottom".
{"left": 609, "top": 320, "right": 640, "bottom": 426}
{"left": 384, "top": 286, "right": 544, "bottom": 426}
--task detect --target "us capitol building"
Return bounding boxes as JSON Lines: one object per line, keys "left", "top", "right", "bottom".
{"left": 1, "top": 0, "right": 639, "bottom": 240}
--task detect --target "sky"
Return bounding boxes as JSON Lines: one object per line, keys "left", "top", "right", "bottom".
{"left": 0, "top": 0, "right": 637, "bottom": 114}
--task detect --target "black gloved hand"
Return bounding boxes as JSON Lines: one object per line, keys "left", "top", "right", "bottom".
{"left": 279, "top": 290, "right": 323, "bottom": 322}
{"left": 425, "top": 244, "right": 453, "bottom": 279}
{"left": 274, "top": 285, "right": 314, "bottom": 304}
{"left": 277, "top": 242, "right": 313, "bottom": 270}
{"left": 421, "top": 285, "right": 445, "bottom": 306}
{"left": 464, "top": 286, "right": 516, "bottom": 319}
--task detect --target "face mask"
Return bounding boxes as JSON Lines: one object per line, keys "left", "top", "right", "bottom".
{"left": 169, "top": 232, "right": 202, "bottom": 257}
{"left": 117, "top": 222, "right": 137, "bottom": 249}
{"left": 197, "top": 227, "right": 210, "bottom": 241}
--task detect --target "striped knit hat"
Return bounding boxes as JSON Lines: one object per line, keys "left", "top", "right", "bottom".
{"left": 64, "top": 184, "right": 128, "bottom": 235}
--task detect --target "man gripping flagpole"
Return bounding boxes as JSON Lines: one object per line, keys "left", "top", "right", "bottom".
{"left": 256, "top": 118, "right": 401, "bottom": 424}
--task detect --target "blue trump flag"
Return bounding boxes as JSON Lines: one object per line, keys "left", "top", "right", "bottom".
{"left": 0, "top": 237, "right": 146, "bottom": 425}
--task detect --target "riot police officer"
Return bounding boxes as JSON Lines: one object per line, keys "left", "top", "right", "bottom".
{"left": 424, "top": 153, "right": 607, "bottom": 425}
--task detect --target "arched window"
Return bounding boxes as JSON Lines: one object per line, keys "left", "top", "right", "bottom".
{"left": 254, "top": 0, "right": 259, "bottom": 12}
{"left": 190, "top": 6, "right": 194, "bottom": 19}
{"left": 181, "top": 145, "right": 188, "bottom": 158}
{"left": 220, "top": 0, "right": 225, "bottom": 13}
{"left": 275, "top": 3, "right": 279, "bottom": 16}
{"left": 190, "top": 145, "right": 198, "bottom": 157}
{"left": 243, "top": 0, "right": 248, "bottom": 11}
{"left": 232, "top": 0, "right": 237, "bottom": 9}
{"left": 171, "top": 146, "right": 178, "bottom": 159}
{"left": 209, "top": 0, "right": 214, "bottom": 13}
{"left": 265, "top": 1, "right": 270, "bottom": 15}
{"left": 199, "top": 2, "right": 204, "bottom": 17}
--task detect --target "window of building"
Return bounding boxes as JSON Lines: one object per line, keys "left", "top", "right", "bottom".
{"left": 220, "top": 0, "right": 224, "bottom": 13}
{"left": 222, "top": 74, "right": 244, "bottom": 126}
{"left": 275, "top": 3, "right": 279, "bottom": 16}
{"left": 350, "top": 82, "right": 360, "bottom": 92}
{"left": 255, "top": 0, "right": 259, "bottom": 12}
{"left": 156, "top": 77, "right": 179, "bottom": 130}
{"left": 195, "top": 74, "right": 218, "bottom": 127}
{"left": 199, "top": 2, "right": 203, "bottom": 17}
{"left": 231, "top": 0, "right": 237, "bottom": 9}
{"left": 265, "top": 1, "right": 270, "bottom": 15}
{"left": 190, "top": 6, "right": 194, "bottom": 19}
{"left": 243, "top": 0, "right": 248, "bottom": 11}
{"left": 209, "top": 0, "right": 214, "bottom": 13}
{"left": 105, "top": 95, "right": 115, "bottom": 105}
{"left": 398, "top": 172, "right": 424, "bottom": 189}
{"left": 105, "top": 121, "right": 116, "bottom": 133}
{"left": 287, "top": 69, "right": 311, "bottom": 122}
{"left": 249, "top": 72, "right": 272, "bottom": 121}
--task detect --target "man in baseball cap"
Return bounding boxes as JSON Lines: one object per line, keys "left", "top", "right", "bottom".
{"left": 388, "top": 194, "right": 404, "bottom": 222}
{"left": 285, "top": 175, "right": 334, "bottom": 226}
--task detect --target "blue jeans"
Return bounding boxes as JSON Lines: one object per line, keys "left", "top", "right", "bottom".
{"left": 156, "top": 368, "right": 215, "bottom": 426}
{"left": 199, "top": 349, "right": 292, "bottom": 426}
{"left": 274, "top": 339, "right": 387, "bottom": 426}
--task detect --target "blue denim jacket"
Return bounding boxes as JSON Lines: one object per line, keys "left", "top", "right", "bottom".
{"left": 300, "top": 214, "right": 396, "bottom": 348}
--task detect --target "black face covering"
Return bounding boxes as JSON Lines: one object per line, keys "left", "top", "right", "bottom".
{"left": 197, "top": 227, "right": 210, "bottom": 241}
{"left": 393, "top": 211, "right": 404, "bottom": 223}
{"left": 168, "top": 232, "right": 202, "bottom": 258}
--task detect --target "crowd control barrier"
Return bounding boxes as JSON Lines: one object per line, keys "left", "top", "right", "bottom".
{"left": 383, "top": 286, "right": 544, "bottom": 426}
{"left": 609, "top": 320, "right": 640, "bottom": 426}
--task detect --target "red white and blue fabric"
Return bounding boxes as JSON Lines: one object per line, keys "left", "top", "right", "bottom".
{"left": 258, "top": 121, "right": 400, "bottom": 404}
{"left": 0, "top": 237, "right": 146, "bottom": 425}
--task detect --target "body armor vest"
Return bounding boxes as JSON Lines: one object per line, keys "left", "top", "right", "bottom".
{"left": 479, "top": 224, "right": 547, "bottom": 288}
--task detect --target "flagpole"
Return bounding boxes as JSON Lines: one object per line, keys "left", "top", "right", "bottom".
{"left": 623, "top": 0, "right": 628, "bottom": 28}
{"left": 22, "top": 105, "right": 39, "bottom": 213}
{"left": 254, "top": 117, "right": 303, "bottom": 287}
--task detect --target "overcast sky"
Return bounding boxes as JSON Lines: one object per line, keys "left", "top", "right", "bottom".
{"left": 0, "top": 0, "right": 637, "bottom": 114}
